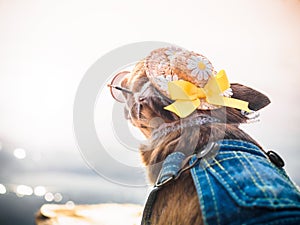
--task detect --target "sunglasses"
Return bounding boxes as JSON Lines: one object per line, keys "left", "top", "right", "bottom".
{"left": 107, "top": 71, "right": 133, "bottom": 103}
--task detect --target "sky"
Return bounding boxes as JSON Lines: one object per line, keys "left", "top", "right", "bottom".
{"left": 0, "top": 0, "right": 300, "bottom": 223}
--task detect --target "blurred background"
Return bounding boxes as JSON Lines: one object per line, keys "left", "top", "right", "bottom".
{"left": 0, "top": 0, "right": 300, "bottom": 224}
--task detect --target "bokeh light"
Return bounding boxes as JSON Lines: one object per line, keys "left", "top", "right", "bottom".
{"left": 54, "top": 193, "right": 63, "bottom": 202}
{"left": 34, "top": 186, "right": 46, "bottom": 197}
{"left": 0, "top": 184, "right": 6, "bottom": 194}
{"left": 65, "top": 200, "right": 75, "bottom": 209}
{"left": 16, "top": 185, "right": 33, "bottom": 196}
{"left": 44, "top": 192, "right": 54, "bottom": 202}
{"left": 13, "top": 148, "right": 26, "bottom": 159}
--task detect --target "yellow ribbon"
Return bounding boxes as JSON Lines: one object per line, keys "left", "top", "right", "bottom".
{"left": 164, "top": 70, "right": 251, "bottom": 118}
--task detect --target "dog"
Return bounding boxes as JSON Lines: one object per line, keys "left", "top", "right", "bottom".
{"left": 110, "top": 47, "right": 300, "bottom": 225}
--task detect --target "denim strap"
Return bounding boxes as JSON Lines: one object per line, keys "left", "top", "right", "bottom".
{"left": 157, "top": 152, "right": 186, "bottom": 185}
{"left": 141, "top": 152, "right": 186, "bottom": 225}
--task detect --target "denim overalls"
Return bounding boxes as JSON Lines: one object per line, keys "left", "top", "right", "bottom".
{"left": 190, "top": 139, "right": 300, "bottom": 225}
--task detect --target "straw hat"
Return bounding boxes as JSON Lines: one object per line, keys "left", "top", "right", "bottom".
{"left": 144, "top": 46, "right": 233, "bottom": 111}
{"left": 107, "top": 46, "right": 253, "bottom": 118}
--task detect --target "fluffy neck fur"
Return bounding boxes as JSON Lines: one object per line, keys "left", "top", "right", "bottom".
{"left": 140, "top": 119, "right": 261, "bottom": 184}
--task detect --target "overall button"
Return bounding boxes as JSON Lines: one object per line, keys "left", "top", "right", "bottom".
{"left": 266, "top": 150, "right": 285, "bottom": 168}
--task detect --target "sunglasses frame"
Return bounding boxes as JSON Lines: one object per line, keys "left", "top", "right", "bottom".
{"left": 107, "top": 71, "right": 133, "bottom": 103}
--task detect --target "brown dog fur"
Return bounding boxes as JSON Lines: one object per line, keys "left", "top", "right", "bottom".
{"left": 121, "top": 61, "right": 271, "bottom": 225}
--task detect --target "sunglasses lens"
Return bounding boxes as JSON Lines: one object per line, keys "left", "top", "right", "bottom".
{"left": 109, "top": 71, "right": 130, "bottom": 103}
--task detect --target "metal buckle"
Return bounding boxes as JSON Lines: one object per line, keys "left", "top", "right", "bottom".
{"left": 155, "top": 142, "right": 220, "bottom": 188}
{"left": 155, "top": 176, "right": 174, "bottom": 188}
{"left": 196, "top": 142, "right": 220, "bottom": 159}
{"left": 175, "top": 142, "right": 220, "bottom": 180}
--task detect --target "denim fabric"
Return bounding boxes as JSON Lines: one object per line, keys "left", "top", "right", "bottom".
{"left": 157, "top": 152, "right": 186, "bottom": 184}
{"left": 190, "top": 139, "right": 300, "bottom": 225}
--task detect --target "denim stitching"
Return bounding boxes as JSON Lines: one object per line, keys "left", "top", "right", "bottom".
{"left": 209, "top": 151, "right": 300, "bottom": 206}
{"left": 209, "top": 154, "right": 266, "bottom": 166}
{"left": 208, "top": 155, "right": 242, "bottom": 165}
{"left": 241, "top": 152, "right": 278, "bottom": 200}
{"left": 210, "top": 158, "right": 254, "bottom": 203}
{"left": 239, "top": 153, "right": 300, "bottom": 205}
{"left": 219, "top": 139, "right": 262, "bottom": 151}
{"left": 209, "top": 159, "right": 291, "bottom": 205}
{"left": 235, "top": 151, "right": 270, "bottom": 199}
{"left": 204, "top": 160, "right": 221, "bottom": 225}
{"left": 219, "top": 143, "right": 262, "bottom": 155}
{"left": 190, "top": 157, "right": 208, "bottom": 225}
{"left": 207, "top": 155, "right": 258, "bottom": 167}
{"left": 215, "top": 155, "right": 300, "bottom": 205}
{"left": 190, "top": 140, "right": 300, "bottom": 224}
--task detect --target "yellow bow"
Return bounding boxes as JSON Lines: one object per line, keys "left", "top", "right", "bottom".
{"left": 164, "top": 70, "right": 251, "bottom": 118}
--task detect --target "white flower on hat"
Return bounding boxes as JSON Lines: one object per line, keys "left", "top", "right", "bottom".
{"left": 165, "top": 46, "right": 183, "bottom": 61}
{"left": 154, "top": 74, "right": 179, "bottom": 93}
{"left": 187, "top": 56, "right": 213, "bottom": 80}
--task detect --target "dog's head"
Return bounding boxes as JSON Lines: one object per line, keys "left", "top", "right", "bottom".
{"left": 109, "top": 47, "right": 271, "bottom": 178}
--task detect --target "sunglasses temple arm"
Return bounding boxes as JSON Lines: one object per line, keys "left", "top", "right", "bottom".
{"left": 107, "top": 84, "right": 133, "bottom": 94}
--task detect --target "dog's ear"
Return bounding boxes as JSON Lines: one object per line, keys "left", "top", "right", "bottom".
{"left": 231, "top": 83, "right": 271, "bottom": 111}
